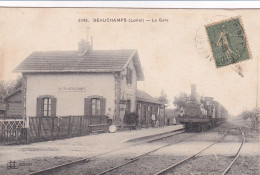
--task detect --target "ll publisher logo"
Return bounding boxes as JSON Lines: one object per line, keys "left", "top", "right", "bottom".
{"left": 7, "top": 161, "right": 18, "bottom": 169}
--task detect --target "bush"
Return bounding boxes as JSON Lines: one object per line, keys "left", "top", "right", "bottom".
{"left": 123, "top": 112, "right": 138, "bottom": 125}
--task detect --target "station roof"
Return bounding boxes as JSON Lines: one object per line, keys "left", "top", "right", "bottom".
{"left": 14, "top": 49, "right": 144, "bottom": 81}
{"left": 4, "top": 88, "right": 22, "bottom": 100}
{"left": 136, "top": 90, "right": 165, "bottom": 105}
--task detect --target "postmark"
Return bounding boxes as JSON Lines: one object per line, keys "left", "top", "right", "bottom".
{"left": 195, "top": 15, "right": 228, "bottom": 62}
{"left": 205, "top": 17, "right": 251, "bottom": 68}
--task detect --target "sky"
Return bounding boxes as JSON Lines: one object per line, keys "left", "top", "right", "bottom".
{"left": 0, "top": 8, "right": 259, "bottom": 116}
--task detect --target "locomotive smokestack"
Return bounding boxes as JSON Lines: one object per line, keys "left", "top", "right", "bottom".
{"left": 190, "top": 84, "right": 196, "bottom": 101}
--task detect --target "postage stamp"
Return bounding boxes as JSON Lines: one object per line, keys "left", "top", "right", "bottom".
{"left": 205, "top": 17, "right": 251, "bottom": 68}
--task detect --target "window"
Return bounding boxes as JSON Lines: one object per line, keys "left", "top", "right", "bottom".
{"left": 136, "top": 103, "right": 141, "bottom": 113}
{"left": 126, "top": 67, "right": 133, "bottom": 85}
{"left": 126, "top": 100, "right": 131, "bottom": 114}
{"left": 91, "top": 98, "right": 101, "bottom": 115}
{"left": 37, "top": 96, "right": 56, "bottom": 117}
{"left": 156, "top": 107, "right": 160, "bottom": 115}
{"left": 43, "top": 97, "right": 52, "bottom": 117}
{"left": 85, "top": 97, "right": 106, "bottom": 116}
{"left": 148, "top": 106, "right": 152, "bottom": 112}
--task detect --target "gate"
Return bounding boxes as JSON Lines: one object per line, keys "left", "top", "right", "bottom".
{"left": 0, "top": 119, "right": 25, "bottom": 144}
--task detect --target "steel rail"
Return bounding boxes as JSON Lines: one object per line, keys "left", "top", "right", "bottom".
{"left": 96, "top": 134, "right": 195, "bottom": 175}
{"left": 147, "top": 130, "right": 186, "bottom": 143}
{"left": 221, "top": 127, "right": 245, "bottom": 175}
{"left": 28, "top": 128, "right": 185, "bottom": 175}
{"left": 217, "top": 120, "right": 226, "bottom": 125}
{"left": 154, "top": 125, "right": 231, "bottom": 175}
{"left": 28, "top": 158, "right": 90, "bottom": 175}
{"left": 87, "top": 128, "right": 185, "bottom": 160}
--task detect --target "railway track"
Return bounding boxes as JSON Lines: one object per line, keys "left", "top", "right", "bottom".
{"left": 96, "top": 133, "right": 195, "bottom": 175}
{"left": 94, "top": 123, "right": 229, "bottom": 175}
{"left": 154, "top": 126, "right": 245, "bottom": 175}
{"left": 28, "top": 128, "right": 186, "bottom": 175}
{"left": 222, "top": 128, "right": 245, "bottom": 175}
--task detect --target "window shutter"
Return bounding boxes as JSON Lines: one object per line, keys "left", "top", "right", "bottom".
{"left": 36, "top": 97, "right": 42, "bottom": 117}
{"left": 130, "top": 69, "right": 133, "bottom": 85}
{"left": 126, "top": 67, "right": 130, "bottom": 84}
{"left": 100, "top": 98, "right": 106, "bottom": 116}
{"left": 51, "top": 98, "right": 57, "bottom": 117}
{"left": 84, "top": 98, "right": 91, "bottom": 116}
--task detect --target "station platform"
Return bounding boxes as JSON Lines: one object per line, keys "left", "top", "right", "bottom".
{"left": 0, "top": 125, "right": 183, "bottom": 165}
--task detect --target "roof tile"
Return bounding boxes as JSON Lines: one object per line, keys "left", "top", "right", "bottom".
{"left": 15, "top": 49, "right": 135, "bottom": 72}
{"left": 136, "top": 90, "right": 164, "bottom": 105}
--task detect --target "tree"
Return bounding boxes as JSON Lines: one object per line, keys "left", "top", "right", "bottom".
{"left": 157, "top": 90, "right": 169, "bottom": 105}
{"left": 173, "top": 92, "right": 189, "bottom": 109}
{"left": 235, "top": 108, "right": 260, "bottom": 131}
{"left": 0, "top": 76, "right": 22, "bottom": 102}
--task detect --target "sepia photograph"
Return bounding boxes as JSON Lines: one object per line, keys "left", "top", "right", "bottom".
{"left": 0, "top": 7, "right": 259, "bottom": 175}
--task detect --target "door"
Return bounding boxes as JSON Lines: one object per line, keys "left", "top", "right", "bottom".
{"left": 126, "top": 100, "right": 131, "bottom": 114}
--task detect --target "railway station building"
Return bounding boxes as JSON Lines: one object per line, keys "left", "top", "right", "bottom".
{"left": 14, "top": 38, "right": 166, "bottom": 128}
{"left": 136, "top": 90, "right": 166, "bottom": 127}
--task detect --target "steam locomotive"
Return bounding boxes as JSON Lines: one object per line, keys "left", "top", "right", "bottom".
{"left": 178, "top": 85, "right": 228, "bottom": 132}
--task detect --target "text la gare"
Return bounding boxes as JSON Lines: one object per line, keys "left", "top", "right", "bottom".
{"left": 152, "top": 18, "right": 168, "bottom": 22}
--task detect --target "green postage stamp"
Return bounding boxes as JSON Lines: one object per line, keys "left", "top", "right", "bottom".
{"left": 205, "top": 17, "right": 251, "bottom": 68}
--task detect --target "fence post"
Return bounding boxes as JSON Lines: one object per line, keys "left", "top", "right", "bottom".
{"left": 51, "top": 117, "right": 54, "bottom": 140}
{"left": 57, "top": 117, "right": 60, "bottom": 137}
{"left": 85, "top": 116, "right": 89, "bottom": 134}
{"left": 26, "top": 117, "right": 29, "bottom": 144}
{"left": 86, "top": 116, "right": 90, "bottom": 134}
{"left": 38, "top": 117, "right": 42, "bottom": 140}
{"left": 79, "top": 116, "right": 82, "bottom": 135}
{"left": 84, "top": 116, "right": 87, "bottom": 133}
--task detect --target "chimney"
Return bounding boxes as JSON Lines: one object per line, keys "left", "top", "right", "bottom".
{"left": 78, "top": 27, "right": 92, "bottom": 55}
{"left": 78, "top": 39, "right": 86, "bottom": 55}
{"left": 190, "top": 84, "right": 196, "bottom": 101}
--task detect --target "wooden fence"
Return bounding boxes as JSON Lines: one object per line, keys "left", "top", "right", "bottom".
{"left": 0, "top": 115, "right": 23, "bottom": 119}
{"left": 0, "top": 119, "right": 25, "bottom": 144}
{"left": 28, "top": 115, "right": 108, "bottom": 143}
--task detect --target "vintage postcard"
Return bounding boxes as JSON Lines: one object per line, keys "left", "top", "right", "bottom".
{"left": 0, "top": 8, "right": 259, "bottom": 175}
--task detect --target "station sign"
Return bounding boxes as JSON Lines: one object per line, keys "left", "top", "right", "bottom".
{"left": 58, "top": 87, "right": 86, "bottom": 92}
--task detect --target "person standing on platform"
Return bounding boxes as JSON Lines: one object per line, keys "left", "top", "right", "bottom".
{"left": 151, "top": 113, "right": 156, "bottom": 127}
{"left": 155, "top": 119, "right": 159, "bottom": 128}
{"left": 172, "top": 116, "right": 177, "bottom": 125}
{"left": 106, "top": 108, "right": 113, "bottom": 125}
